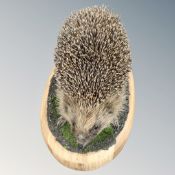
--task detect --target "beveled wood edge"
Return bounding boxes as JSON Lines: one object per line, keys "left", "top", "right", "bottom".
{"left": 40, "top": 68, "right": 135, "bottom": 171}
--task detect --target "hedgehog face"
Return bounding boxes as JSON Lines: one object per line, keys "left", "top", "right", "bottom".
{"left": 57, "top": 88, "right": 126, "bottom": 146}
{"left": 72, "top": 101, "right": 116, "bottom": 146}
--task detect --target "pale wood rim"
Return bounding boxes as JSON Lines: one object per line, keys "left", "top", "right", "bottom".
{"left": 40, "top": 68, "right": 135, "bottom": 171}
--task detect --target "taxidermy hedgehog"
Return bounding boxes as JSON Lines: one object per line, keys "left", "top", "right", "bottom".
{"left": 54, "top": 6, "right": 132, "bottom": 147}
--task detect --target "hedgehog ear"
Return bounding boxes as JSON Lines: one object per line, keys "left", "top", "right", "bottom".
{"left": 89, "top": 124, "right": 101, "bottom": 134}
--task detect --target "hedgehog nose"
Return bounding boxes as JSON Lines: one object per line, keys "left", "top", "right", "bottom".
{"left": 77, "top": 134, "right": 86, "bottom": 144}
{"left": 78, "top": 134, "right": 84, "bottom": 140}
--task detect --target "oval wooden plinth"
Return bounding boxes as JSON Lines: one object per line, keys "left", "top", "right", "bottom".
{"left": 40, "top": 68, "right": 135, "bottom": 171}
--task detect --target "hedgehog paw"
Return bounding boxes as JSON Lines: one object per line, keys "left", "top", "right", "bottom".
{"left": 56, "top": 116, "right": 66, "bottom": 128}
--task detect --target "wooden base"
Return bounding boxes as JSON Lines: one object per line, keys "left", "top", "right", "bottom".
{"left": 40, "top": 68, "right": 135, "bottom": 171}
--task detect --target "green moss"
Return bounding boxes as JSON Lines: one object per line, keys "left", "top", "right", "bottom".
{"left": 49, "top": 94, "right": 60, "bottom": 122}
{"left": 60, "top": 122, "right": 78, "bottom": 148}
{"left": 83, "top": 125, "right": 114, "bottom": 152}
{"left": 88, "top": 126, "right": 114, "bottom": 145}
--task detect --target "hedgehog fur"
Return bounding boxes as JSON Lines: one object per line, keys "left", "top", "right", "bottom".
{"left": 54, "top": 6, "right": 132, "bottom": 146}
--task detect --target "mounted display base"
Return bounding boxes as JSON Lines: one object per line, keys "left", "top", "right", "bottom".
{"left": 40, "top": 68, "right": 135, "bottom": 171}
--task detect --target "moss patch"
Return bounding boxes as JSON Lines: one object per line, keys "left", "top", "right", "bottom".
{"left": 89, "top": 126, "right": 114, "bottom": 145}
{"left": 60, "top": 122, "right": 78, "bottom": 148}
{"left": 83, "top": 125, "right": 115, "bottom": 152}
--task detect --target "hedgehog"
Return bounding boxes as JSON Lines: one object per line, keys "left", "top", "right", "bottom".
{"left": 54, "top": 6, "right": 132, "bottom": 147}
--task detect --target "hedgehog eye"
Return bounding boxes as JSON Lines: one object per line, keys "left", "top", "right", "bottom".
{"left": 108, "top": 109, "right": 113, "bottom": 114}
{"left": 89, "top": 124, "right": 100, "bottom": 134}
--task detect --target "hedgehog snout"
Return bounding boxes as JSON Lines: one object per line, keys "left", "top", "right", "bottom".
{"left": 74, "top": 132, "right": 89, "bottom": 146}
{"left": 76, "top": 134, "right": 86, "bottom": 142}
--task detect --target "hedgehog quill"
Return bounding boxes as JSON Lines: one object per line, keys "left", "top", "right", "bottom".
{"left": 54, "top": 6, "right": 132, "bottom": 147}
